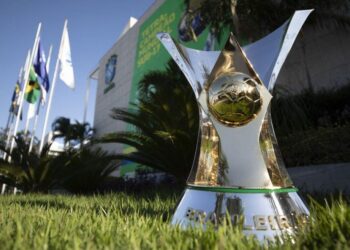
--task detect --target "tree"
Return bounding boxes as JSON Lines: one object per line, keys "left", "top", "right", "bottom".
{"left": 0, "top": 134, "right": 117, "bottom": 194}
{"left": 186, "top": 0, "right": 350, "bottom": 43}
{"left": 0, "top": 135, "right": 58, "bottom": 193}
{"left": 51, "top": 117, "right": 94, "bottom": 149}
{"left": 52, "top": 117, "right": 72, "bottom": 146}
{"left": 70, "top": 121, "right": 94, "bottom": 149}
{"left": 52, "top": 147, "right": 118, "bottom": 193}
{"left": 100, "top": 60, "right": 198, "bottom": 181}
{"left": 0, "top": 127, "right": 8, "bottom": 147}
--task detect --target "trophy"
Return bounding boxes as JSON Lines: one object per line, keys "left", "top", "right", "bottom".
{"left": 157, "top": 10, "right": 313, "bottom": 240}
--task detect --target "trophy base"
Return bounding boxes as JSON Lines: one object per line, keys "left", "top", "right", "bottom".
{"left": 172, "top": 186, "right": 309, "bottom": 241}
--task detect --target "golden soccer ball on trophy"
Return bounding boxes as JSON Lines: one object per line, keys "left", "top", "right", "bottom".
{"left": 208, "top": 72, "right": 262, "bottom": 127}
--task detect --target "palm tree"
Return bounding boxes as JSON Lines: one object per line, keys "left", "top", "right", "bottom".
{"left": 0, "top": 135, "right": 59, "bottom": 193}
{"left": 51, "top": 117, "right": 94, "bottom": 149}
{"left": 0, "top": 127, "right": 8, "bottom": 147}
{"left": 52, "top": 147, "right": 118, "bottom": 193}
{"left": 70, "top": 121, "right": 94, "bottom": 149}
{"left": 52, "top": 117, "right": 72, "bottom": 147}
{"left": 100, "top": 60, "right": 198, "bottom": 181}
{"left": 0, "top": 134, "right": 117, "bottom": 193}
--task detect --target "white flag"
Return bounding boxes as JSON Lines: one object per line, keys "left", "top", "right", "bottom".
{"left": 59, "top": 26, "right": 75, "bottom": 89}
{"left": 27, "top": 103, "right": 36, "bottom": 120}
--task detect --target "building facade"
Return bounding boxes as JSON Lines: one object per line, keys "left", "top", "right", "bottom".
{"left": 93, "top": 0, "right": 165, "bottom": 155}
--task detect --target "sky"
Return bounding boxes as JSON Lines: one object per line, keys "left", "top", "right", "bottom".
{"left": 0, "top": 0, "right": 154, "bottom": 139}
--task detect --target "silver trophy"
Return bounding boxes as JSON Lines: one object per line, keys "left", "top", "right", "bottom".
{"left": 158, "top": 10, "right": 313, "bottom": 240}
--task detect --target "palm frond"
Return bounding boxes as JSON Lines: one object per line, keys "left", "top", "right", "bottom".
{"left": 100, "top": 60, "right": 198, "bottom": 181}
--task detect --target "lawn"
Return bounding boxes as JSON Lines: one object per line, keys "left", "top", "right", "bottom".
{"left": 0, "top": 191, "right": 349, "bottom": 250}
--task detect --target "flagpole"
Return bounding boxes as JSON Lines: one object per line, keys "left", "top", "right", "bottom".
{"left": 2, "top": 64, "right": 26, "bottom": 193}
{"left": 2, "top": 112, "right": 13, "bottom": 158}
{"left": 24, "top": 106, "right": 31, "bottom": 136}
{"left": 9, "top": 23, "right": 41, "bottom": 155}
{"left": 39, "top": 20, "right": 67, "bottom": 154}
{"left": 83, "top": 77, "right": 90, "bottom": 124}
{"left": 46, "top": 44, "right": 53, "bottom": 72}
{"left": 29, "top": 44, "right": 53, "bottom": 153}
{"left": 4, "top": 66, "right": 23, "bottom": 142}
{"left": 1, "top": 108, "right": 13, "bottom": 191}
{"left": 22, "top": 48, "right": 37, "bottom": 139}
{"left": 4, "top": 103, "right": 14, "bottom": 137}
{"left": 3, "top": 66, "right": 26, "bottom": 160}
{"left": 4, "top": 112, "right": 12, "bottom": 137}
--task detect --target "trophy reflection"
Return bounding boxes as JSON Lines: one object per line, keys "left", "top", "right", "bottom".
{"left": 157, "top": 10, "right": 312, "bottom": 240}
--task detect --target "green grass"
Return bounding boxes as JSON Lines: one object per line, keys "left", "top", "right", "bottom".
{"left": 0, "top": 192, "right": 349, "bottom": 250}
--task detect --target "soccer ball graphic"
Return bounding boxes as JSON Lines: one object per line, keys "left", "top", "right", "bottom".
{"left": 208, "top": 73, "right": 262, "bottom": 127}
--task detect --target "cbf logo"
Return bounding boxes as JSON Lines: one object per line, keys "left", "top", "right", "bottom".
{"left": 104, "top": 55, "right": 117, "bottom": 94}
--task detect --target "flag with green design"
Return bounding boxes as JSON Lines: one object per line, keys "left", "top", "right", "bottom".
{"left": 25, "top": 66, "right": 41, "bottom": 104}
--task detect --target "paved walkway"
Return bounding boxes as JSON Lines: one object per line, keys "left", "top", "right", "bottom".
{"left": 288, "top": 162, "right": 350, "bottom": 194}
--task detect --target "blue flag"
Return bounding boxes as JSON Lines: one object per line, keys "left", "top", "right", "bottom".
{"left": 33, "top": 41, "right": 50, "bottom": 101}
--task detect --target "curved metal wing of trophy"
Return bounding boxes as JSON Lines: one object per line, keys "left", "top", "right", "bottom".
{"left": 156, "top": 33, "right": 220, "bottom": 98}
{"left": 244, "top": 9, "right": 313, "bottom": 91}
{"left": 157, "top": 9, "right": 313, "bottom": 240}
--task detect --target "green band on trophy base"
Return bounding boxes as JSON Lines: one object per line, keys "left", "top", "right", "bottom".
{"left": 188, "top": 185, "right": 298, "bottom": 194}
